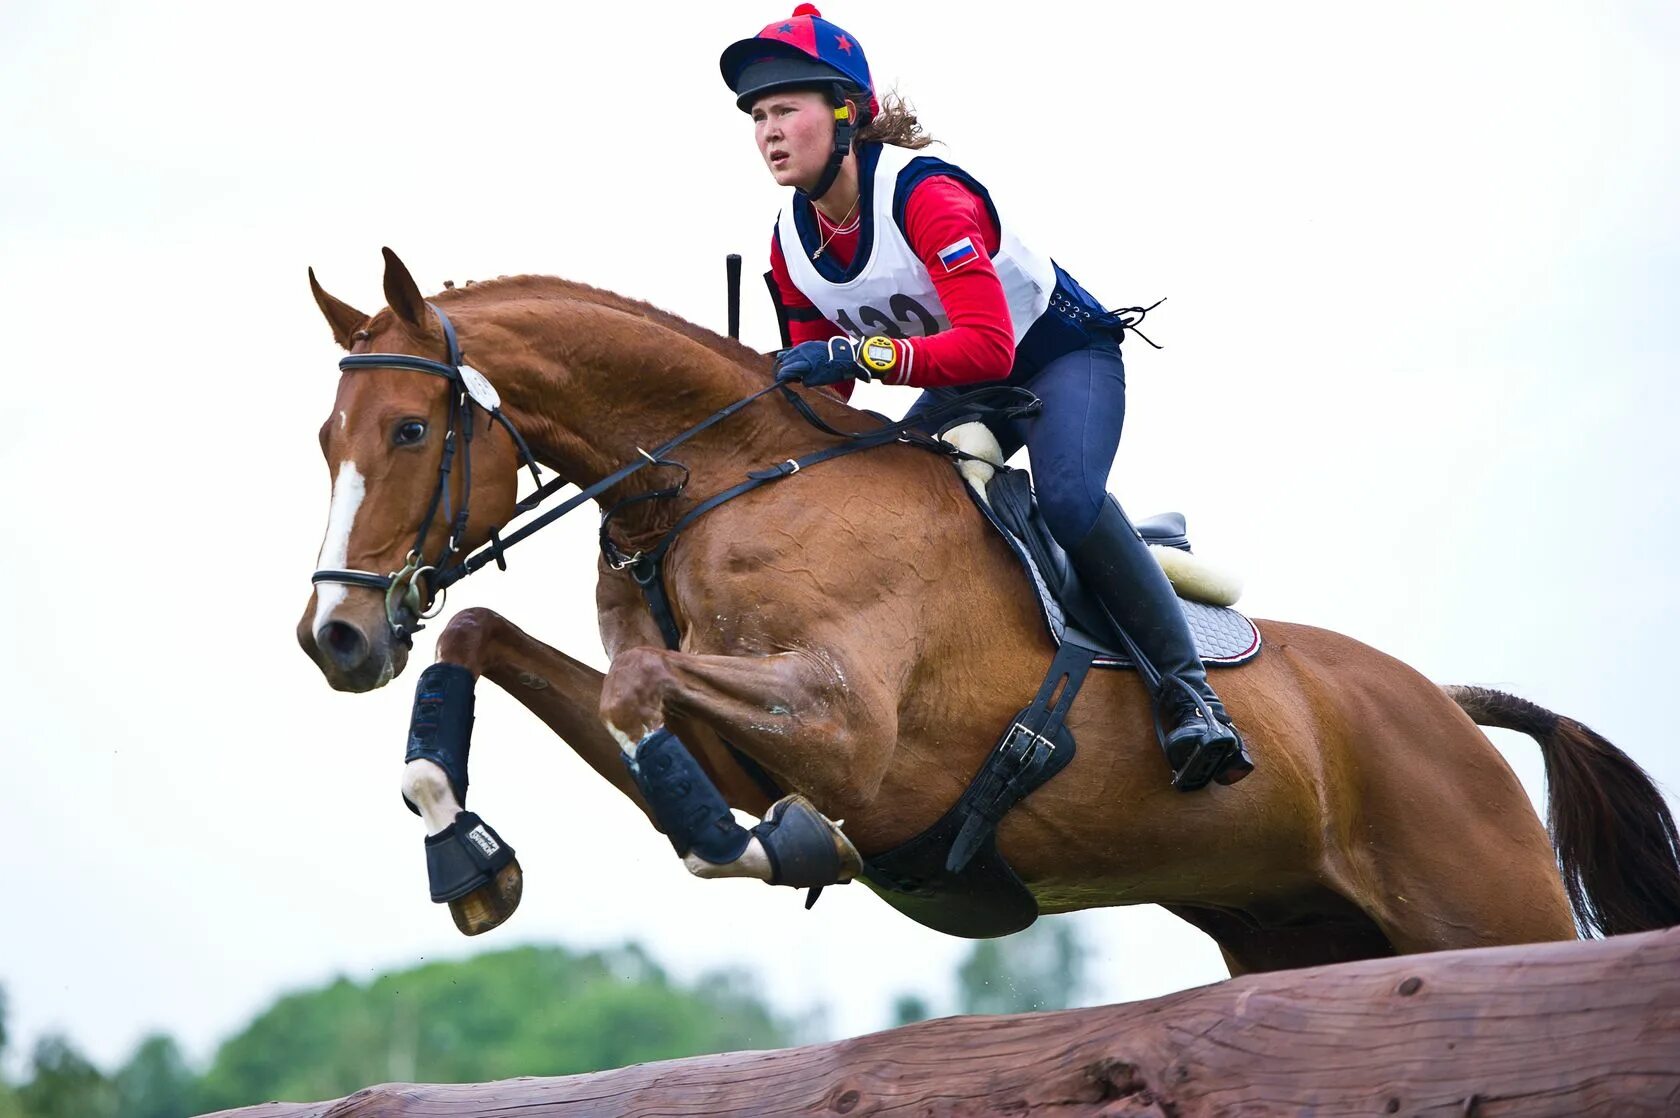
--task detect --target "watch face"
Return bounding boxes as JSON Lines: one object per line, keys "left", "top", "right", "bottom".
{"left": 861, "top": 336, "right": 897, "bottom": 373}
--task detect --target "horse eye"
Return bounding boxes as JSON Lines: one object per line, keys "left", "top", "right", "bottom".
{"left": 394, "top": 420, "right": 427, "bottom": 446}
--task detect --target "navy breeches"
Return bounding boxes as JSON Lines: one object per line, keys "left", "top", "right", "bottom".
{"left": 906, "top": 342, "right": 1126, "bottom": 546}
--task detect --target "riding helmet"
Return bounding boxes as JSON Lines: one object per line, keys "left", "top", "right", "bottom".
{"left": 719, "top": 4, "right": 879, "bottom": 122}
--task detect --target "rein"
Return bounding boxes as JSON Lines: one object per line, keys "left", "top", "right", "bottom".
{"left": 312, "top": 300, "right": 1039, "bottom": 645}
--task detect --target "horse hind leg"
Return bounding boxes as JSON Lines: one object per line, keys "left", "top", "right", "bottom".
{"left": 1165, "top": 898, "right": 1398, "bottom": 977}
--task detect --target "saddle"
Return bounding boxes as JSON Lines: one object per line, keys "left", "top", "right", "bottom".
{"left": 978, "top": 467, "right": 1261, "bottom": 669}
{"left": 861, "top": 462, "right": 1262, "bottom": 939}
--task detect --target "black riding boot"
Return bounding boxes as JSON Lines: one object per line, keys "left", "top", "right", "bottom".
{"left": 1069, "top": 496, "right": 1254, "bottom": 791}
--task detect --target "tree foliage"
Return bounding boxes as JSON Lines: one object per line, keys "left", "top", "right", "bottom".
{"left": 955, "top": 919, "right": 1088, "bottom": 1016}
{"left": 15, "top": 1035, "right": 117, "bottom": 1118}
{"left": 191, "top": 943, "right": 789, "bottom": 1112}
{"left": 0, "top": 943, "right": 790, "bottom": 1116}
{"left": 114, "top": 1035, "right": 195, "bottom": 1118}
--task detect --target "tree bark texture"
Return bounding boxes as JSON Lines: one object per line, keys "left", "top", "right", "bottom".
{"left": 202, "top": 926, "right": 1680, "bottom": 1117}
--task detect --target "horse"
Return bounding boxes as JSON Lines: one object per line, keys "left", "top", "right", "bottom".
{"left": 298, "top": 248, "right": 1680, "bottom": 974}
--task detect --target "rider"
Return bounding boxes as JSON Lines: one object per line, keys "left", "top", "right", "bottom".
{"left": 722, "top": 5, "right": 1252, "bottom": 790}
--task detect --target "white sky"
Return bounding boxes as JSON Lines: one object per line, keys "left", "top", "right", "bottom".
{"left": 2, "top": 0, "right": 1677, "bottom": 1079}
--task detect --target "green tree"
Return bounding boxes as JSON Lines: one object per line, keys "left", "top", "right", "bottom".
{"left": 0, "top": 987, "right": 21, "bottom": 1118}
{"left": 955, "top": 919, "right": 1088, "bottom": 1015}
{"left": 114, "top": 1034, "right": 195, "bottom": 1118}
{"left": 16, "top": 1034, "right": 117, "bottom": 1118}
{"left": 889, "top": 993, "right": 932, "bottom": 1027}
{"left": 193, "top": 942, "right": 791, "bottom": 1112}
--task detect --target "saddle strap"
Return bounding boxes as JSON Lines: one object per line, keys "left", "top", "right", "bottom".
{"left": 946, "top": 638, "right": 1097, "bottom": 874}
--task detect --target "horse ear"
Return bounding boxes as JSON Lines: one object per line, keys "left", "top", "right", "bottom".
{"left": 308, "top": 268, "right": 369, "bottom": 351}
{"left": 381, "top": 247, "right": 430, "bottom": 328}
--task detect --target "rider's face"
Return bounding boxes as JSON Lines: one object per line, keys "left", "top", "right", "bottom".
{"left": 751, "top": 90, "right": 838, "bottom": 191}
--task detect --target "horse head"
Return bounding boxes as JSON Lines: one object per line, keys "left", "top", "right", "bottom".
{"left": 299, "top": 248, "right": 522, "bottom": 692}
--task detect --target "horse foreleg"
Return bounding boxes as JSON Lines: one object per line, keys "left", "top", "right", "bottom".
{"left": 398, "top": 607, "right": 650, "bottom": 936}
{"left": 599, "top": 645, "right": 885, "bottom": 887}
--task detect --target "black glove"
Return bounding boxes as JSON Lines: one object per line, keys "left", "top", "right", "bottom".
{"left": 772, "top": 338, "right": 867, "bottom": 388}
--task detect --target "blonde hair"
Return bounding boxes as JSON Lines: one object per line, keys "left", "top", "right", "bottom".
{"left": 856, "top": 88, "right": 935, "bottom": 149}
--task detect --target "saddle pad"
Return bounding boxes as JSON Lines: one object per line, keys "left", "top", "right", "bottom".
{"left": 963, "top": 478, "right": 1262, "bottom": 669}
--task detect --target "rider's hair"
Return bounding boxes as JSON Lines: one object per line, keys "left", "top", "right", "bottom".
{"left": 855, "top": 88, "right": 935, "bottom": 149}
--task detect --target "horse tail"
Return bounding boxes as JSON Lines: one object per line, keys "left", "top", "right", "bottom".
{"left": 1444, "top": 684, "right": 1680, "bottom": 936}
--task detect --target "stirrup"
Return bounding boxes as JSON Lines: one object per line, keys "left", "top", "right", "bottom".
{"left": 1160, "top": 685, "right": 1253, "bottom": 792}
{"left": 750, "top": 795, "right": 862, "bottom": 904}
{"left": 1167, "top": 729, "right": 1252, "bottom": 792}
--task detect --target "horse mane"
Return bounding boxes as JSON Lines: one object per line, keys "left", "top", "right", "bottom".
{"left": 428, "top": 274, "right": 768, "bottom": 370}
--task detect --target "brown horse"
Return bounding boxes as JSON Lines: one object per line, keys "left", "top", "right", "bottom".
{"left": 299, "top": 249, "right": 1680, "bottom": 974}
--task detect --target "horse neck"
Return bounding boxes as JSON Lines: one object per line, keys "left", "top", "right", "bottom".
{"left": 457, "top": 296, "right": 823, "bottom": 532}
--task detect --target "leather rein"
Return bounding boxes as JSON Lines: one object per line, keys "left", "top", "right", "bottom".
{"left": 312, "top": 300, "right": 1039, "bottom": 646}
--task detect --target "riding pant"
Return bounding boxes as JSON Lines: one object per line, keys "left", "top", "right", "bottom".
{"left": 905, "top": 340, "right": 1126, "bottom": 546}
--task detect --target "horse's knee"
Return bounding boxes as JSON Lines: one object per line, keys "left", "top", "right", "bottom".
{"left": 599, "top": 646, "right": 673, "bottom": 743}
{"left": 436, "top": 607, "right": 505, "bottom": 671}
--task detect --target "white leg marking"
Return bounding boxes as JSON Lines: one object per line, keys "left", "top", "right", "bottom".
{"left": 402, "top": 759, "right": 463, "bottom": 836}
{"left": 338, "top": 409, "right": 348, "bottom": 432}
{"left": 312, "top": 460, "right": 366, "bottom": 636}
{"left": 685, "top": 837, "right": 771, "bottom": 881}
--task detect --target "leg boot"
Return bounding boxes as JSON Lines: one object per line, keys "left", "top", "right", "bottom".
{"left": 1069, "top": 496, "right": 1254, "bottom": 791}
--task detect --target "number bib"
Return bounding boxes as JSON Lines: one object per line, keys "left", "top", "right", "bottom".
{"left": 776, "top": 143, "right": 1055, "bottom": 346}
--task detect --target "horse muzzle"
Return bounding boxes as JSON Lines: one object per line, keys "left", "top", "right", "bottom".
{"left": 298, "top": 592, "right": 410, "bottom": 693}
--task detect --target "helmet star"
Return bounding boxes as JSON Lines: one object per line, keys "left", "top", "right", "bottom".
{"left": 835, "top": 34, "right": 852, "bottom": 53}
{"left": 777, "top": 21, "right": 795, "bottom": 33}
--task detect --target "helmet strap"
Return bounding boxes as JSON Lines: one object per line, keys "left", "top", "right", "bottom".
{"left": 801, "top": 83, "right": 857, "bottom": 203}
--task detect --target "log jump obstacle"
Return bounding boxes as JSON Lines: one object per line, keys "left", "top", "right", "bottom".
{"left": 205, "top": 927, "right": 1679, "bottom": 1117}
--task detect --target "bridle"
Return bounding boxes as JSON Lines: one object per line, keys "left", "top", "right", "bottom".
{"left": 310, "top": 303, "right": 545, "bottom": 645}
{"left": 308, "top": 300, "right": 787, "bottom": 646}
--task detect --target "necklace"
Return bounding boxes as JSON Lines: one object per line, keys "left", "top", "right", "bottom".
{"left": 811, "top": 195, "right": 860, "bottom": 261}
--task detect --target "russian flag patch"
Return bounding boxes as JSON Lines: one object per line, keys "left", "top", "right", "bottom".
{"left": 937, "top": 236, "right": 979, "bottom": 272}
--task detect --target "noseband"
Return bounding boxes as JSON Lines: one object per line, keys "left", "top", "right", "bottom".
{"left": 311, "top": 303, "right": 543, "bottom": 645}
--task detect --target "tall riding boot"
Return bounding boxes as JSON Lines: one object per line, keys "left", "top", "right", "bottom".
{"left": 1068, "top": 496, "right": 1254, "bottom": 791}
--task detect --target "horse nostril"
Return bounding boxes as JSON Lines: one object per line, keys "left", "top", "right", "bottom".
{"left": 319, "top": 619, "right": 370, "bottom": 670}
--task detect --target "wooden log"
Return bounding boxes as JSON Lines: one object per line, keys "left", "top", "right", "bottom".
{"left": 202, "top": 926, "right": 1680, "bottom": 1117}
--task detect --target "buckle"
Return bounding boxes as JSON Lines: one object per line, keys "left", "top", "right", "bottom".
{"left": 1006, "top": 721, "right": 1056, "bottom": 755}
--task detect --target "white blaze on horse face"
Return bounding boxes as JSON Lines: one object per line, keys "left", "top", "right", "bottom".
{"left": 312, "top": 459, "right": 366, "bottom": 636}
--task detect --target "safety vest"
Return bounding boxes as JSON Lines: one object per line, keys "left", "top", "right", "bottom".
{"left": 776, "top": 143, "right": 1057, "bottom": 345}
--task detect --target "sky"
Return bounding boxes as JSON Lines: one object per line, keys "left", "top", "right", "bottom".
{"left": 1, "top": 0, "right": 1677, "bottom": 1083}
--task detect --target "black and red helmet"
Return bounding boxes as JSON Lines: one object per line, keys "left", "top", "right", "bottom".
{"left": 720, "top": 4, "right": 879, "bottom": 122}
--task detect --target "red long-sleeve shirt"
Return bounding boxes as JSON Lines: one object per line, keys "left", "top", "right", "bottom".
{"left": 769, "top": 174, "right": 1014, "bottom": 400}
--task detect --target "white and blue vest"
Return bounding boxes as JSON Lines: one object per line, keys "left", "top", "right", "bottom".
{"left": 776, "top": 143, "right": 1066, "bottom": 357}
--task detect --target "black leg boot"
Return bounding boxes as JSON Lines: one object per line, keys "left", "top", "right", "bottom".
{"left": 1068, "top": 496, "right": 1254, "bottom": 791}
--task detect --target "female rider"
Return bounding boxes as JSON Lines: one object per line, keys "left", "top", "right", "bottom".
{"left": 725, "top": 6, "right": 1253, "bottom": 793}
{"left": 618, "top": 6, "right": 1252, "bottom": 900}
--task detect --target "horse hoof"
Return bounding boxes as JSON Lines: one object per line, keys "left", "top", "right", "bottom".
{"left": 447, "top": 857, "right": 523, "bottom": 936}
{"left": 755, "top": 794, "right": 864, "bottom": 888}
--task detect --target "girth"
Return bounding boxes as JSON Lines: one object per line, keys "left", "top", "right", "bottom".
{"left": 860, "top": 638, "right": 1096, "bottom": 938}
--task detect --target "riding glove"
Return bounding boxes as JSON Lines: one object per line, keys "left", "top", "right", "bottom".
{"left": 773, "top": 337, "right": 869, "bottom": 388}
